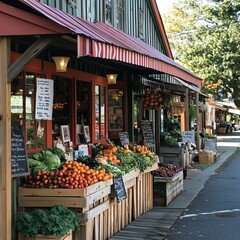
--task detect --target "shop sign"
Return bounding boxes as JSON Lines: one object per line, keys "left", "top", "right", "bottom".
{"left": 182, "top": 131, "right": 195, "bottom": 143}
{"left": 11, "top": 125, "right": 29, "bottom": 177}
{"left": 112, "top": 176, "right": 127, "bottom": 202}
{"left": 141, "top": 120, "right": 155, "bottom": 147}
{"left": 118, "top": 131, "right": 130, "bottom": 146}
{"left": 35, "top": 78, "right": 54, "bottom": 120}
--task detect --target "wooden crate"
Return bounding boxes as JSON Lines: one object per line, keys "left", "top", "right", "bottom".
{"left": 108, "top": 162, "right": 158, "bottom": 237}
{"left": 19, "top": 230, "right": 72, "bottom": 240}
{"left": 17, "top": 162, "right": 158, "bottom": 240}
{"left": 153, "top": 171, "right": 183, "bottom": 206}
{"left": 198, "top": 151, "right": 216, "bottom": 164}
{"left": 18, "top": 180, "right": 112, "bottom": 209}
{"left": 218, "top": 126, "right": 226, "bottom": 134}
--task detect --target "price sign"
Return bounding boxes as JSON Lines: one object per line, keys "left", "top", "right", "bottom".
{"left": 141, "top": 120, "right": 155, "bottom": 147}
{"left": 112, "top": 176, "right": 127, "bottom": 202}
{"left": 35, "top": 78, "right": 54, "bottom": 120}
{"left": 118, "top": 131, "right": 130, "bottom": 146}
{"left": 11, "top": 125, "right": 29, "bottom": 177}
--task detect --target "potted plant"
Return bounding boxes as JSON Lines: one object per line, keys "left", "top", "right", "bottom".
{"left": 164, "top": 116, "right": 181, "bottom": 132}
{"left": 17, "top": 205, "right": 80, "bottom": 240}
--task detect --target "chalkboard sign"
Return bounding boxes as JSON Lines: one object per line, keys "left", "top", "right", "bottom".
{"left": 141, "top": 120, "right": 155, "bottom": 147}
{"left": 112, "top": 176, "right": 127, "bottom": 202}
{"left": 11, "top": 125, "right": 29, "bottom": 177}
{"left": 118, "top": 131, "right": 130, "bottom": 146}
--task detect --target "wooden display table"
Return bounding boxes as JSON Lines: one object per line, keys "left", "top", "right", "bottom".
{"left": 17, "top": 162, "right": 158, "bottom": 240}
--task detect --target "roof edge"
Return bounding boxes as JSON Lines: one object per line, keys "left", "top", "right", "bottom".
{"left": 149, "top": 0, "right": 173, "bottom": 59}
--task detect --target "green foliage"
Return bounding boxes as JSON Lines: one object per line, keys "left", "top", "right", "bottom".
{"left": 30, "top": 148, "right": 66, "bottom": 174}
{"left": 164, "top": 116, "right": 181, "bottom": 131}
{"left": 160, "top": 132, "right": 179, "bottom": 147}
{"left": 163, "top": 0, "right": 240, "bottom": 104}
{"left": 189, "top": 103, "right": 196, "bottom": 120}
{"left": 115, "top": 149, "right": 154, "bottom": 173}
{"left": 17, "top": 205, "right": 80, "bottom": 238}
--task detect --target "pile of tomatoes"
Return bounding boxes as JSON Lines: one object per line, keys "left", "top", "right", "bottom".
{"left": 23, "top": 161, "right": 113, "bottom": 189}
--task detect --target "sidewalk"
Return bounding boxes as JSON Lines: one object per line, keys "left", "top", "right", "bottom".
{"left": 111, "top": 133, "right": 240, "bottom": 239}
{"left": 168, "top": 133, "right": 239, "bottom": 209}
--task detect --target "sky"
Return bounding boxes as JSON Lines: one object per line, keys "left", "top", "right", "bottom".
{"left": 156, "top": 0, "right": 179, "bottom": 15}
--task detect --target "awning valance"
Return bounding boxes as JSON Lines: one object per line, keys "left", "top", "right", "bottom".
{"left": 17, "top": 0, "right": 202, "bottom": 86}
{"left": 228, "top": 108, "right": 240, "bottom": 115}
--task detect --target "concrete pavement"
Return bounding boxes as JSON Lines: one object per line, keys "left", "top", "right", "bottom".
{"left": 111, "top": 132, "right": 240, "bottom": 239}
{"left": 168, "top": 132, "right": 240, "bottom": 209}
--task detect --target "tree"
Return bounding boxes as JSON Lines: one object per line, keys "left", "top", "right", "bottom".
{"left": 163, "top": 0, "right": 240, "bottom": 106}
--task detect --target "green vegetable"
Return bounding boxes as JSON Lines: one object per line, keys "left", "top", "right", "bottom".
{"left": 17, "top": 205, "right": 80, "bottom": 238}
{"left": 42, "top": 154, "right": 61, "bottom": 169}
{"left": 42, "top": 150, "right": 53, "bottom": 156}
{"left": 94, "top": 164, "right": 122, "bottom": 177}
{"left": 28, "top": 158, "right": 42, "bottom": 168}
{"left": 32, "top": 163, "right": 48, "bottom": 175}
{"left": 51, "top": 148, "right": 66, "bottom": 161}
{"left": 32, "top": 152, "right": 43, "bottom": 161}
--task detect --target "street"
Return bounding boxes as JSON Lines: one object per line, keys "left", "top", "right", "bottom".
{"left": 166, "top": 133, "right": 240, "bottom": 240}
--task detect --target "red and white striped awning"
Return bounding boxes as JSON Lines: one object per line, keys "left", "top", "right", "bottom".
{"left": 20, "top": 0, "right": 202, "bottom": 86}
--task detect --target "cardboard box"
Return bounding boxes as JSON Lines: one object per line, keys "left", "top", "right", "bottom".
{"left": 199, "top": 151, "right": 216, "bottom": 164}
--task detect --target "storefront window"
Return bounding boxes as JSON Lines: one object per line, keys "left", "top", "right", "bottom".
{"left": 133, "top": 94, "right": 139, "bottom": 143}
{"left": 52, "top": 76, "right": 70, "bottom": 140}
{"left": 76, "top": 81, "right": 91, "bottom": 142}
{"left": 11, "top": 72, "right": 45, "bottom": 149}
{"left": 106, "top": 0, "right": 113, "bottom": 25}
{"left": 95, "top": 85, "right": 106, "bottom": 140}
{"left": 117, "top": 0, "right": 124, "bottom": 31}
{"left": 108, "top": 89, "right": 124, "bottom": 132}
{"left": 106, "top": 0, "right": 125, "bottom": 31}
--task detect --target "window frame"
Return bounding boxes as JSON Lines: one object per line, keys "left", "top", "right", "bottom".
{"left": 105, "top": 0, "right": 125, "bottom": 31}
{"left": 11, "top": 72, "right": 47, "bottom": 154}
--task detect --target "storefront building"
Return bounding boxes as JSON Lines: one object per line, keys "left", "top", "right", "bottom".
{"left": 0, "top": 0, "right": 203, "bottom": 239}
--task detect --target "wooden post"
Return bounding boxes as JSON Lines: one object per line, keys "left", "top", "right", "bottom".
{"left": 185, "top": 88, "right": 189, "bottom": 130}
{"left": 0, "top": 37, "right": 11, "bottom": 240}
{"left": 196, "top": 92, "right": 200, "bottom": 150}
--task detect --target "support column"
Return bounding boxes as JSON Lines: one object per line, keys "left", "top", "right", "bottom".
{"left": 185, "top": 88, "right": 189, "bottom": 130}
{"left": 0, "top": 37, "right": 11, "bottom": 240}
{"left": 196, "top": 93, "right": 200, "bottom": 150}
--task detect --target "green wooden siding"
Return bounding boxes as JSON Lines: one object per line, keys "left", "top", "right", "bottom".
{"left": 37, "top": 0, "right": 167, "bottom": 54}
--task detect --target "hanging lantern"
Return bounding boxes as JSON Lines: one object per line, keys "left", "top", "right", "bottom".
{"left": 52, "top": 56, "right": 70, "bottom": 72}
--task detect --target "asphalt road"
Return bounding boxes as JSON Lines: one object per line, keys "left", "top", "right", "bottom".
{"left": 166, "top": 134, "right": 240, "bottom": 240}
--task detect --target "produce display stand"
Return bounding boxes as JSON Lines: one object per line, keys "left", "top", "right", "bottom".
{"left": 17, "top": 161, "right": 158, "bottom": 240}
{"left": 153, "top": 170, "right": 183, "bottom": 206}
